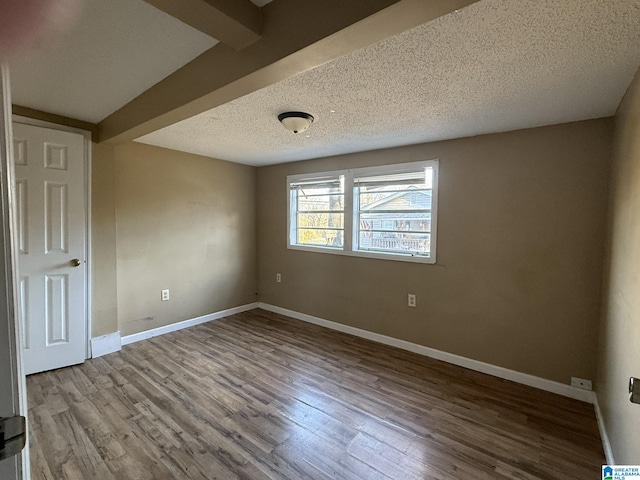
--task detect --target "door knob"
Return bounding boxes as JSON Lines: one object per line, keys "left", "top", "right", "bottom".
{"left": 71, "top": 259, "right": 82, "bottom": 267}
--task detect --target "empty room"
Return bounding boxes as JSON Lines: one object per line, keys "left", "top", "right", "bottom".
{"left": 0, "top": 0, "right": 639, "bottom": 478}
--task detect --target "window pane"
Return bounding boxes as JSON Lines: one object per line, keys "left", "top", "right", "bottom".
{"left": 297, "top": 193, "right": 344, "bottom": 212}
{"left": 298, "top": 229, "right": 344, "bottom": 248}
{"left": 359, "top": 189, "right": 431, "bottom": 210}
{"left": 298, "top": 213, "right": 344, "bottom": 229}
{"left": 359, "top": 212, "right": 431, "bottom": 232}
{"left": 355, "top": 166, "right": 434, "bottom": 257}
{"left": 358, "top": 232, "right": 430, "bottom": 255}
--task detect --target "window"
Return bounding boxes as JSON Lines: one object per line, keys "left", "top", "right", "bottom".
{"left": 288, "top": 160, "right": 438, "bottom": 263}
{"left": 288, "top": 174, "right": 344, "bottom": 249}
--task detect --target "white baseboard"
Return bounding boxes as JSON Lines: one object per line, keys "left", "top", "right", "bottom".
{"left": 593, "top": 395, "right": 615, "bottom": 464}
{"left": 121, "top": 302, "right": 259, "bottom": 346}
{"left": 91, "top": 331, "right": 122, "bottom": 358}
{"left": 258, "top": 303, "right": 596, "bottom": 404}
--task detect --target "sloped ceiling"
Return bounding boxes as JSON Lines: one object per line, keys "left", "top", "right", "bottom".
{"left": 137, "top": 0, "right": 640, "bottom": 166}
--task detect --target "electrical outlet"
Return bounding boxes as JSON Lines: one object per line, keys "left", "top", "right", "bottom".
{"left": 408, "top": 294, "right": 416, "bottom": 307}
{"left": 571, "top": 377, "right": 592, "bottom": 390}
{"left": 161, "top": 289, "right": 170, "bottom": 301}
{"left": 276, "top": 273, "right": 282, "bottom": 283}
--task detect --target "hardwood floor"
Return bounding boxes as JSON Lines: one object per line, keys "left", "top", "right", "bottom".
{"left": 28, "top": 309, "right": 605, "bottom": 479}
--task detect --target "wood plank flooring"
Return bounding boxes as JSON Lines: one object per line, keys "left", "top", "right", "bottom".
{"left": 28, "top": 309, "right": 605, "bottom": 479}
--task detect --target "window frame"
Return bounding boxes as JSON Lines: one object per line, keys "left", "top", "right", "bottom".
{"left": 287, "top": 171, "right": 346, "bottom": 251}
{"left": 287, "top": 160, "right": 439, "bottom": 264}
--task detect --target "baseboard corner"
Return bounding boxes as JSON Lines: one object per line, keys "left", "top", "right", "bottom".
{"left": 91, "top": 331, "right": 122, "bottom": 358}
{"left": 593, "top": 394, "right": 615, "bottom": 465}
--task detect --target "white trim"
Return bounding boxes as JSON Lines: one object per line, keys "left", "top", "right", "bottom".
{"left": 12, "top": 115, "right": 93, "bottom": 360}
{"left": 594, "top": 395, "right": 615, "bottom": 464}
{"left": 121, "top": 303, "right": 258, "bottom": 346}
{"left": 287, "top": 244, "right": 436, "bottom": 264}
{"left": 1, "top": 63, "right": 30, "bottom": 480}
{"left": 258, "top": 303, "right": 596, "bottom": 404}
{"left": 90, "top": 331, "right": 121, "bottom": 358}
{"left": 84, "top": 135, "right": 92, "bottom": 359}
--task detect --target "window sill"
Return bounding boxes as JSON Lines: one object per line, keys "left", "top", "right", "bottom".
{"left": 287, "top": 244, "right": 436, "bottom": 264}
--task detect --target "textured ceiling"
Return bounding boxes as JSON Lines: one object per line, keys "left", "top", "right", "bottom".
{"left": 137, "top": 0, "right": 640, "bottom": 166}
{"left": 9, "top": 0, "right": 218, "bottom": 123}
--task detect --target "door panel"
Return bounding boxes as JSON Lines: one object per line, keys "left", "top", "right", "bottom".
{"left": 45, "top": 274, "right": 69, "bottom": 345}
{"left": 15, "top": 180, "right": 27, "bottom": 254}
{"left": 13, "top": 122, "right": 86, "bottom": 376}
{"left": 45, "top": 181, "right": 69, "bottom": 253}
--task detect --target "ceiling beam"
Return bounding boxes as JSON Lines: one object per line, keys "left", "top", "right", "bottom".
{"left": 99, "top": 0, "right": 479, "bottom": 145}
{"left": 143, "top": 0, "right": 262, "bottom": 50}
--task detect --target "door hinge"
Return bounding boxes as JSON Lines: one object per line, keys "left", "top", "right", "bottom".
{"left": 0, "top": 416, "right": 26, "bottom": 460}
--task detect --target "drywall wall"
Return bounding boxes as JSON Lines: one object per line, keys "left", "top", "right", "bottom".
{"left": 597, "top": 67, "right": 640, "bottom": 463}
{"left": 257, "top": 119, "right": 613, "bottom": 384}
{"left": 114, "top": 142, "right": 257, "bottom": 336}
{"left": 91, "top": 142, "right": 118, "bottom": 337}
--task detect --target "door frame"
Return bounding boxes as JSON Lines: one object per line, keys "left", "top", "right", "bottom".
{"left": 12, "top": 115, "right": 93, "bottom": 360}
{"left": 0, "top": 64, "right": 29, "bottom": 480}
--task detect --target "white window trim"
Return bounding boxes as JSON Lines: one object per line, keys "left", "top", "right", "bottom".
{"left": 287, "top": 160, "right": 438, "bottom": 264}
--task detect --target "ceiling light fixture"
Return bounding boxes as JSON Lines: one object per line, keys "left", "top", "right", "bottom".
{"left": 278, "top": 111, "right": 314, "bottom": 134}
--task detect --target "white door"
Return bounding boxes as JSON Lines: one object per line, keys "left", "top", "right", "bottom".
{"left": 0, "top": 64, "right": 28, "bottom": 480}
{"left": 13, "top": 122, "right": 87, "bottom": 375}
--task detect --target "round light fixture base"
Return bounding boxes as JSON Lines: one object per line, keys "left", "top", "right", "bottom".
{"left": 278, "top": 111, "right": 314, "bottom": 134}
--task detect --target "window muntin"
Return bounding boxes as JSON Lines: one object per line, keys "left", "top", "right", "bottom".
{"left": 288, "top": 160, "right": 438, "bottom": 263}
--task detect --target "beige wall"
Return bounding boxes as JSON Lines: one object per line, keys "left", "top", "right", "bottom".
{"left": 257, "top": 119, "right": 613, "bottom": 384}
{"left": 597, "top": 68, "right": 640, "bottom": 463}
{"left": 114, "top": 142, "right": 257, "bottom": 337}
{"left": 91, "top": 142, "right": 118, "bottom": 337}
